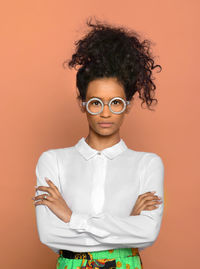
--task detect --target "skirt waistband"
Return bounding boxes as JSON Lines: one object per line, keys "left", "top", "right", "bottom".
{"left": 59, "top": 247, "right": 140, "bottom": 260}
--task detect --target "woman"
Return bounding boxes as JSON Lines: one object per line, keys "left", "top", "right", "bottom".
{"left": 33, "top": 18, "right": 164, "bottom": 269}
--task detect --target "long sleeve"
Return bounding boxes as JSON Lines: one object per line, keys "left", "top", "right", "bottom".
{"left": 68, "top": 154, "right": 165, "bottom": 249}
{"left": 34, "top": 150, "right": 101, "bottom": 254}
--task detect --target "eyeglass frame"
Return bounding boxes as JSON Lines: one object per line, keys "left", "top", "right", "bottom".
{"left": 82, "top": 97, "right": 130, "bottom": 115}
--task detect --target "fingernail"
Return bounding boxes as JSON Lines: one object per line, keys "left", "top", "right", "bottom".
{"left": 151, "top": 191, "right": 156, "bottom": 193}
{"left": 34, "top": 186, "right": 37, "bottom": 188}
{"left": 45, "top": 177, "right": 49, "bottom": 181}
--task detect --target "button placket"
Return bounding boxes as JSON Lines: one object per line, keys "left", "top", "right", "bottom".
{"left": 90, "top": 154, "right": 107, "bottom": 215}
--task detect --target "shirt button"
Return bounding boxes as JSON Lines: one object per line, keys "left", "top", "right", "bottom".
{"left": 97, "top": 152, "right": 101, "bottom": 155}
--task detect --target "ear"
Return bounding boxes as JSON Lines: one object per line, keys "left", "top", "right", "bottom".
{"left": 125, "top": 99, "right": 134, "bottom": 114}
{"left": 77, "top": 98, "right": 86, "bottom": 113}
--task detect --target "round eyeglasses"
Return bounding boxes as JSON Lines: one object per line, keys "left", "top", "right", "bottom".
{"left": 82, "top": 97, "right": 130, "bottom": 115}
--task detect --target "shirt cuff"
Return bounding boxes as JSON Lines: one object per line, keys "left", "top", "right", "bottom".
{"left": 68, "top": 212, "right": 89, "bottom": 231}
{"left": 68, "top": 212, "right": 111, "bottom": 238}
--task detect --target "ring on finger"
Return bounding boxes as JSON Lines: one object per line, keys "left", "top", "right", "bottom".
{"left": 44, "top": 194, "right": 48, "bottom": 199}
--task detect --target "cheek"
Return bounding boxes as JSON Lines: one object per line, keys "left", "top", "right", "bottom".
{"left": 114, "top": 115, "right": 125, "bottom": 125}
{"left": 86, "top": 114, "right": 97, "bottom": 126}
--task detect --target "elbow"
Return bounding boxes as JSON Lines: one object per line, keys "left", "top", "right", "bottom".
{"left": 37, "top": 228, "right": 49, "bottom": 245}
{"left": 35, "top": 207, "right": 51, "bottom": 245}
{"left": 140, "top": 209, "right": 163, "bottom": 244}
{"left": 36, "top": 218, "right": 50, "bottom": 245}
{"left": 147, "top": 219, "right": 161, "bottom": 244}
{"left": 129, "top": 219, "right": 162, "bottom": 249}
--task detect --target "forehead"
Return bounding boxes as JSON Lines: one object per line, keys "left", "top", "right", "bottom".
{"left": 86, "top": 77, "right": 125, "bottom": 100}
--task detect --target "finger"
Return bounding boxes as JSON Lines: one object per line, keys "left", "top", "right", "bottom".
{"left": 138, "top": 194, "right": 161, "bottom": 205}
{"left": 36, "top": 186, "right": 56, "bottom": 197}
{"left": 145, "top": 199, "right": 163, "bottom": 206}
{"left": 136, "top": 195, "right": 157, "bottom": 210}
{"left": 45, "top": 178, "right": 60, "bottom": 195}
{"left": 145, "top": 205, "right": 160, "bottom": 210}
{"left": 144, "top": 195, "right": 161, "bottom": 202}
{"left": 137, "top": 192, "right": 156, "bottom": 202}
{"left": 140, "top": 191, "right": 156, "bottom": 196}
{"left": 138, "top": 200, "right": 162, "bottom": 212}
{"left": 132, "top": 193, "right": 161, "bottom": 215}
{"left": 34, "top": 194, "right": 54, "bottom": 202}
{"left": 139, "top": 196, "right": 162, "bottom": 209}
{"left": 34, "top": 199, "right": 49, "bottom": 206}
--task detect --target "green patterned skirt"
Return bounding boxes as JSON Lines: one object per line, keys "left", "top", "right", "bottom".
{"left": 56, "top": 247, "right": 143, "bottom": 269}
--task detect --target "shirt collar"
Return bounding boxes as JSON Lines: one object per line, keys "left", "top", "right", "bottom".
{"left": 74, "top": 137, "right": 128, "bottom": 160}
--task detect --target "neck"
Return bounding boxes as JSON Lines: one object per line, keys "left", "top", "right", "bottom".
{"left": 85, "top": 131, "right": 121, "bottom": 151}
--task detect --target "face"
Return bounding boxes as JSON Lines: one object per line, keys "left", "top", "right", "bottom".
{"left": 78, "top": 77, "right": 133, "bottom": 137}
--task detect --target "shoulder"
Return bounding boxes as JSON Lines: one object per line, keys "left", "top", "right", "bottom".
{"left": 125, "top": 147, "right": 164, "bottom": 164}
{"left": 141, "top": 151, "right": 164, "bottom": 167}
{"left": 36, "top": 144, "right": 77, "bottom": 164}
{"left": 138, "top": 152, "right": 165, "bottom": 180}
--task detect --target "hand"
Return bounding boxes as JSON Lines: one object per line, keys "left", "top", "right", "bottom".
{"left": 33, "top": 177, "right": 72, "bottom": 223}
{"left": 130, "top": 191, "right": 163, "bottom": 216}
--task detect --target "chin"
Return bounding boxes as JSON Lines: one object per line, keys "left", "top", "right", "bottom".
{"left": 97, "top": 128, "right": 117, "bottom": 136}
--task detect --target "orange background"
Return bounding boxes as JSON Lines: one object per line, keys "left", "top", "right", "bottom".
{"left": 1, "top": 0, "right": 199, "bottom": 268}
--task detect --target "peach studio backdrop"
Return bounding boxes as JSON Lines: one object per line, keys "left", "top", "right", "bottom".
{"left": 0, "top": 0, "right": 199, "bottom": 268}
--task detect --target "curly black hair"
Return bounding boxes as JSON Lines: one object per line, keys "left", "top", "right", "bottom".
{"left": 63, "top": 17, "right": 162, "bottom": 111}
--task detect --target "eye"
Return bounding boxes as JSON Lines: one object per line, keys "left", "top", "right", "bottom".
{"left": 92, "top": 101, "right": 101, "bottom": 106}
{"left": 112, "top": 100, "right": 120, "bottom": 105}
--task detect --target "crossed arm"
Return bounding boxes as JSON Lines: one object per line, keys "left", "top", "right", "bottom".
{"left": 34, "top": 150, "right": 164, "bottom": 251}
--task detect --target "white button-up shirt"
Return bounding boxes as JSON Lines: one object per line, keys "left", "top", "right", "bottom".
{"left": 35, "top": 137, "right": 164, "bottom": 254}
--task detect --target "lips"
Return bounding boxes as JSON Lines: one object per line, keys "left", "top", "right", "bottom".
{"left": 98, "top": 122, "right": 113, "bottom": 124}
{"left": 98, "top": 122, "right": 113, "bottom": 128}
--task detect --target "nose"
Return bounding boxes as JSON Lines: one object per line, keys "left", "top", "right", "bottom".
{"left": 100, "top": 103, "right": 111, "bottom": 116}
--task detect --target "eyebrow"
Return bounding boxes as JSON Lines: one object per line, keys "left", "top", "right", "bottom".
{"left": 88, "top": 96, "right": 122, "bottom": 100}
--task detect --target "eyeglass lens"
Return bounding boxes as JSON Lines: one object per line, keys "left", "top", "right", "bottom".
{"left": 87, "top": 98, "right": 125, "bottom": 114}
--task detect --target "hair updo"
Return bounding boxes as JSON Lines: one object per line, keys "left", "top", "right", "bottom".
{"left": 63, "top": 17, "right": 162, "bottom": 111}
